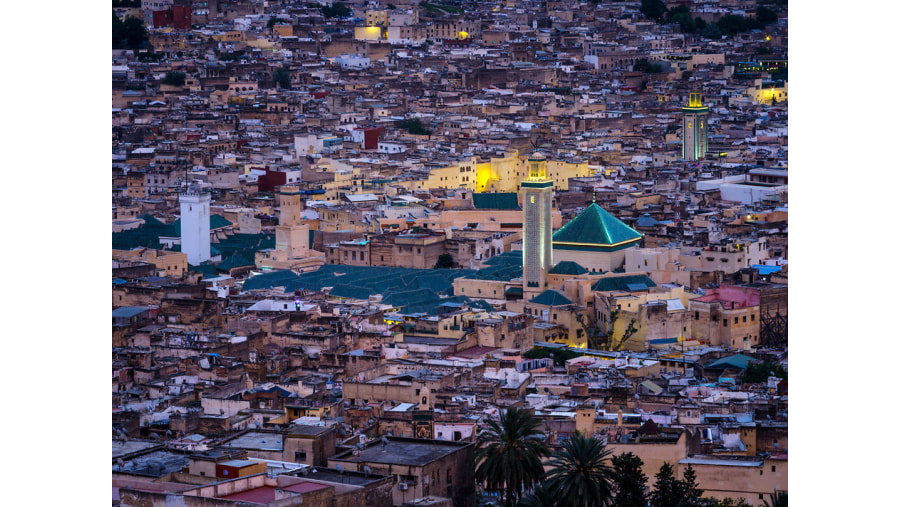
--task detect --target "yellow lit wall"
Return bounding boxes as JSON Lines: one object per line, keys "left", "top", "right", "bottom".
{"left": 354, "top": 26, "right": 383, "bottom": 40}
{"left": 414, "top": 151, "right": 590, "bottom": 193}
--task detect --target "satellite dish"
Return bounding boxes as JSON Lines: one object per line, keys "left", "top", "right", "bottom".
{"left": 363, "top": 465, "right": 372, "bottom": 477}
{"left": 336, "top": 464, "right": 344, "bottom": 473}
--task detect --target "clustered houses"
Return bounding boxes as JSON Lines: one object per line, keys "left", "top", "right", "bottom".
{"left": 113, "top": 1, "right": 787, "bottom": 506}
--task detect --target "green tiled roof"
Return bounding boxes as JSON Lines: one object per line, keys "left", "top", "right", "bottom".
{"left": 216, "top": 252, "right": 255, "bottom": 271}
{"left": 529, "top": 289, "right": 574, "bottom": 306}
{"left": 484, "top": 250, "right": 522, "bottom": 266}
{"left": 473, "top": 193, "right": 520, "bottom": 210}
{"left": 591, "top": 275, "right": 657, "bottom": 292}
{"left": 705, "top": 354, "right": 754, "bottom": 370}
{"left": 383, "top": 288, "right": 441, "bottom": 308}
{"left": 552, "top": 203, "right": 642, "bottom": 247}
{"left": 138, "top": 214, "right": 168, "bottom": 228}
{"left": 329, "top": 284, "right": 373, "bottom": 300}
{"left": 169, "top": 214, "right": 234, "bottom": 234}
{"left": 549, "top": 261, "right": 588, "bottom": 275}
{"left": 242, "top": 270, "right": 301, "bottom": 290}
{"left": 189, "top": 263, "right": 219, "bottom": 278}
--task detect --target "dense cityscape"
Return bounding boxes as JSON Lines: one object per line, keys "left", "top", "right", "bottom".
{"left": 111, "top": 1, "right": 788, "bottom": 505}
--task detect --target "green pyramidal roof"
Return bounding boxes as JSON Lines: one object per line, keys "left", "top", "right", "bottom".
{"left": 529, "top": 289, "right": 574, "bottom": 306}
{"left": 552, "top": 203, "right": 642, "bottom": 247}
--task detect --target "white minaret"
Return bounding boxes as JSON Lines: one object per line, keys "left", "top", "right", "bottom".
{"left": 180, "top": 182, "right": 211, "bottom": 264}
{"left": 522, "top": 152, "right": 553, "bottom": 297}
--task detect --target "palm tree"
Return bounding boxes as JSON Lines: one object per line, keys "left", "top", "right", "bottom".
{"left": 475, "top": 407, "right": 550, "bottom": 506}
{"left": 762, "top": 491, "right": 787, "bottom": 507}
{"left": 543, "top": 432, "right": 616, "bottom": 507}
{"left": 517, "top": 483, "right": 557, "bottom": 507}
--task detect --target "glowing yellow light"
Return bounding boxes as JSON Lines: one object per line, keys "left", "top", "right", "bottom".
{"left": 458, "top": 31, "right": 469, "bottom": 39}
{"left": 367, "top": 26, "right": 380, "bottom": 31}
{"left": 765, "top": 36, "right": 772, "bottom": 41}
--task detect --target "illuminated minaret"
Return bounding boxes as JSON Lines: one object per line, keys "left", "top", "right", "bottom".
{"left": 682, "top": 91, "right": 709, "bottom": 161}
{"left": 522, "top": 152, "right": 553, "bottom": 296}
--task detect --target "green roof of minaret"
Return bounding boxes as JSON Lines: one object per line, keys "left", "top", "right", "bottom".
{"left": 552, "top": 203, "right": 642, "bottom": 247}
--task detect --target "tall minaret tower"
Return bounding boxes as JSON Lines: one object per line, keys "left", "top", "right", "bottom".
{"left": 275, "top": 184, "right": 309, "bottom": 258}
{"left": 180, "top": 182, "right": 211, "bottom": 264}
{"left": 521, "top": 152, "right": 553, "bottom": 296}
{"left": 682, "top": 91, "right": 709, "bottom": 161}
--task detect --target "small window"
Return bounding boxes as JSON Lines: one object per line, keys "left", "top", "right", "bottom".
{"left": 751, "top": 314, "right": 755, "bottom": 321}
{"left": 723, "top": 319, "right": 727, "bottom": 327}
{"left": 734, "top": 317, "right": 739, "bottom": 324}
{"left": 694, "top": 311, "right": 699, "bottom": 320}
{"left": 771, "top": 465, "right": 776, "bottom": 472}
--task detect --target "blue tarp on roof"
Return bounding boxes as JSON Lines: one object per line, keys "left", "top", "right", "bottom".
{"left": 752, "top": 264, "right": 782, "bottom": 275}
{"left": 113, "top": 306, "right": 150, "bottom": 318}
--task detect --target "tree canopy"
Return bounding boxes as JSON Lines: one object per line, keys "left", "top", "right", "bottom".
{"left": 611, "top": 452, "right": 648, "bottom": 507}
{"left": 475, "top": 407, "right": 549, "bottom": 506}
{"left": 398, "top": 117, "right": 432, "bottom": 136}
{"left": 543, "top": 433, "right": 616, "bottom": 507}
{"left": 161, "top": 72, "right": 186, "bottom": 87}
{"left": 113, "top": 12, "right": 148, "bottom": 50}
{"left": 321, "top": 2, "right": 352, "bottom": 18}
{"left": 640, "top": 0, "right": 666, "bottom": 22}
{"left": 434, "top": 253, "right": 455, "bottom": 269}
{"left": 742, "top": 361, "right": 787, "bottom": 384}
{"left": 272, "top": 68, "right": 291, "bottom": 89}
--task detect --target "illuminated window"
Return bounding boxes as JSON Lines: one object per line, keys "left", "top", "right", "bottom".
{"left": 530, "top": 196, "right": 535, "bottom": 204}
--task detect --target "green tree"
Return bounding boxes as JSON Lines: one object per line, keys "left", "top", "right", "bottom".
{"left": 756, "top": 6, "right": 778, "bottom": 25}
{"left": 475, "top": 407, "right": 550, "bottom": 506}
{"left": 701, "top": 23, "right": 722, "bottom": 39}
{"left": 543, "top": 433, "right": 616, "bottom": 507}
{"left": 611, "top": 452, "right": 648, "bottom": 507}
{"left": 434, "top": 253, "right": 455, "bottom": 269}
{"left": 680, "top": 464, "right": 704, "bottom": 506}
{"left": 742, "top": 361, "right": 787, "bottom": 384}
{"left": 113, "top": 11, "right": 125, "bottom": 48}
{"left": 670, "top": 12, "right": 695, "bottom": 33}
{"left": 640, "top": 0, "right": 666, "bottom": 22}
{"left": 694, "top": 17, "right": 707, "bottom": 32}
{"left": 633, "top": 58, "right": 662, "bottom": 74}
{"left": 648, "top": 463, "right": 682, "bottom": 507}
{"left": 398, "top": 117, "right": 432, "bottom": 136}
{"left": 272, "top": 67, "right": 291, "bottom": 89}
{"left": 161, "top": 71, "right": 186, "bottom": 86}
{"left": 321, "top": 1, "right": 352, "bottom": 18}
{"left": 123, "top": 16, "right": 148, "bottom": 49}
